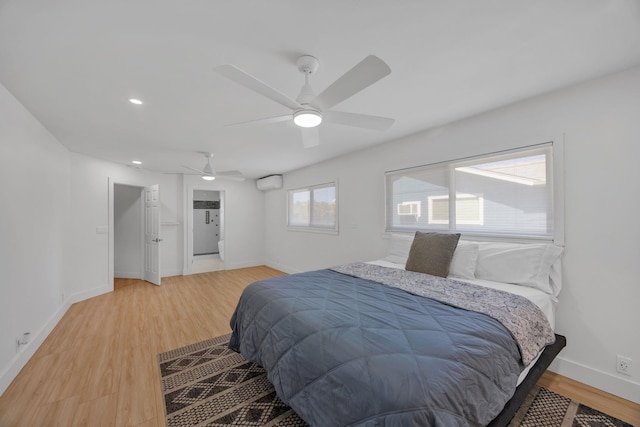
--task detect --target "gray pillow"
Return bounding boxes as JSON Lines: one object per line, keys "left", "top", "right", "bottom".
{"left": 405, "top": 232, "right": 461, "bottom": 277}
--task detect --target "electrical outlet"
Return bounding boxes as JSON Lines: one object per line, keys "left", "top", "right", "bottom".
{"left": 15, "top": 332, "right": 31, "bottom": 353}
{"left": 616, "top": 355, "right": 632, "bottom": 376}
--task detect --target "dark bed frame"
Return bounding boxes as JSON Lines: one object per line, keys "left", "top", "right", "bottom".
{"left": 487, "top": 333, "right": 567, "bottom": 426}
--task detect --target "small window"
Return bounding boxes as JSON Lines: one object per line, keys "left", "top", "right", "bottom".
{"left": 385, "top": 143, "right": 558, "bottom": 240}
{"left": 428, "top": 194, "right": 484, "bottom": 225}
{"left": 288, "top": 182, "right": 338, "bottom": 233}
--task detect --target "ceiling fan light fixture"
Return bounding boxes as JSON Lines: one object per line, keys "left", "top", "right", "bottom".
{"left": 202, "top": 175, "right": 216, "bottom": 181}
{"left": 293, "top": 110, "right": 322, "bottom": 128}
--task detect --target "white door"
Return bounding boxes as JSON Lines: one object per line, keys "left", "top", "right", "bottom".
{"left": 143, "top": 184, "right": 161, "bottom": 285}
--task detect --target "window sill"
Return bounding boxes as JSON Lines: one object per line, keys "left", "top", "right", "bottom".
{"left": 287, "top": 226, "right": 339, "bottom": 235}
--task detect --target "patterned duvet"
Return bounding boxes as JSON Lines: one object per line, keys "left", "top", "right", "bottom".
{"left": 229, "top": 265, "right": 555, "bottom": 426}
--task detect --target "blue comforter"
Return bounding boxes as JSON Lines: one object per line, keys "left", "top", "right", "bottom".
{"left": 229, "top": 269, "right": 524, "bottom": 426}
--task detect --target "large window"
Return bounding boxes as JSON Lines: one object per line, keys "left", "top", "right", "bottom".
{"left": 386, "top": 144, "right": 558, "bottom": 240}
{"left": 288, "top": 182, "right": 337, "bottom": 232}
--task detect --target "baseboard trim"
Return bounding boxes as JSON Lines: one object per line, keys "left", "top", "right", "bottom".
{"left": 161, "top": 269, "right": 181, "bottom": 278}
{"left": 114, "top": 271, "right": 142, "bottom": 279}
{"left": 68, "top": 284, "right": 111, "bottom": 304}
{"left": 265, "top": 262, "right": 300, "bottom": 274}
{"left": 549, "top": 355, "right": 640, "bottom": 404}
{"left": 224, "top": 261, "right": 262, "bottom": 270}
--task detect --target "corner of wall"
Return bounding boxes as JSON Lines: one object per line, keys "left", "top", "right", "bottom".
{"left": 265, "top": 262, "right": 301, "bottom": 275}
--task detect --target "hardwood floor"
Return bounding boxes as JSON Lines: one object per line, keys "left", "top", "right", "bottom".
{"left": 0, "top": 267, "right": 638, "bottom": 426}
{"left": 0, "top": 267, "right": 285, "bottom": 427}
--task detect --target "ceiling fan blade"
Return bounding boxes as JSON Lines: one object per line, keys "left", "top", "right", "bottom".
{"left": 183, "top": 165, "right": 204, "bottom": 174}
{"left": 215, "top": 175, "right": 246, "bottom": 182}
{"left": 165, "top": 172, "right": 200, "bottom": 175}
{"left": 301, "top": 127, "right": 319, "bottom": 148}
{"left": 217, "top": 170, "right": 243, "bottom": 177}
{"left": 225, "top": 114, "right": 292, "bottom": 128}
{"left": 181, "top": 155, "right": 245, "bottom": 181}
{"left": 324, "top": 110, "right": 395, "bottom": 131}
{"left": 313, "top": 55, "right": 391, "bottom": 111}
{"left": 214, "top": 64, "right": 302, "bottom": 111}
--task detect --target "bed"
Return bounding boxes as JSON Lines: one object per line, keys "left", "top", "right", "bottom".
{"left": 229, "top": 232, "right": 567, "bottom": 426}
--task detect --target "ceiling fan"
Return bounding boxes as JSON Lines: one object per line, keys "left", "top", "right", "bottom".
{"left": 214, "top": 54, "right": 395, "bottom": 148}
{"left": 182, "top": 152, "right": 245, "bottom": 181}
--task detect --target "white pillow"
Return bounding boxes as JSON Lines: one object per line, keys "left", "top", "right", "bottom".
{"left": 383, "top": 233, "right": 414, "bottom": 264}
{"left": 474, "top": 242, "right": 564, "bottom": 295}
{"left": 448, "top": 241, "right": 479, "bottom": 280}
{"left": 548, "top": 258, "right": 563, "bottom": 297}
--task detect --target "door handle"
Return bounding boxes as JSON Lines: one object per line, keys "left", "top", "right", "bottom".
{"left": 153, "top": 238, "right": 163, "bottom": 243}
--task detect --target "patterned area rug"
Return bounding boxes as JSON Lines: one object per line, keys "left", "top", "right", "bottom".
{"left": 508, "top": 385, "right": 632, "bottom": 427}
{"left": 158, "top": 334, "right": 632, "bottom": 427}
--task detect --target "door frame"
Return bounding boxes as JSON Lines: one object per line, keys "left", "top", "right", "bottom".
{"left": 183, "top": 185, "right": 226, "bottom": 275}
{"left": 108, "top": 176, "right": 158, "bottom": 291}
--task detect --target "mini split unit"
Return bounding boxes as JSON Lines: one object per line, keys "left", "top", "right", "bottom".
{"left": 256, "top": 175, "right": 283, "bottom": 191}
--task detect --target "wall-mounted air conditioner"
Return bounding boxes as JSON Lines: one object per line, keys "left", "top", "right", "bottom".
{"left": 256, "top": 174, "right": 283, "bottom": 191}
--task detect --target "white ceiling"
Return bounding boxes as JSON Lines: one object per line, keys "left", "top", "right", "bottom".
{"left": 1, "top": 1, "right": 639, "bottom": 179}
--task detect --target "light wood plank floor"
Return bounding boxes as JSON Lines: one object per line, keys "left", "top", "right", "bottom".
{"left": 0, "top": 266, "right": 638, "bottom": 426}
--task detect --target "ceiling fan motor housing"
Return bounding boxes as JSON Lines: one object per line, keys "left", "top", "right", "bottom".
{"left": 296, "top": 55, "right": 319, "bottom": 74}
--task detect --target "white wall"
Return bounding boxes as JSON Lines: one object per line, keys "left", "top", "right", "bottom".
{"left": 67, "top": 155, "right": 267, "bottom": 292}
{"left": 0, "top": 86, "right": 268, "bottom": 394}
{"left": 0, "top": 82, "right": 70, "bottom": 393}
{"left": 264, "top": 65, "right": 640, "bottom": 403}
{"left": 65, "top": 154, "right": 183, "bottom": 298}
{"left": 114, "top": 184, "right": 143, "bottom": 278}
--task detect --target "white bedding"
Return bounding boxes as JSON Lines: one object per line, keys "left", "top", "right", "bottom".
{"left": 365, "top": 259, "right": 556, "bottom": 385}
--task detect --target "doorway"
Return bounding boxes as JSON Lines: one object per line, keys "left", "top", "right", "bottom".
{"left": 190, "top": 189, "right": 225, "bottom": 274}
{"left": 109, "top": 178, "right": 162, "bottom": 290}
{"left": 113, "top": 184, "right": 144, "bottom": 280}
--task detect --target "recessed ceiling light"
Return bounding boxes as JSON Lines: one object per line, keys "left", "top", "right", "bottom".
{"left": 131, "top": 160, "right": 142, "bottom": 165}
{"left": 129, "top": 98, "right": 143, "bottom": 105}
